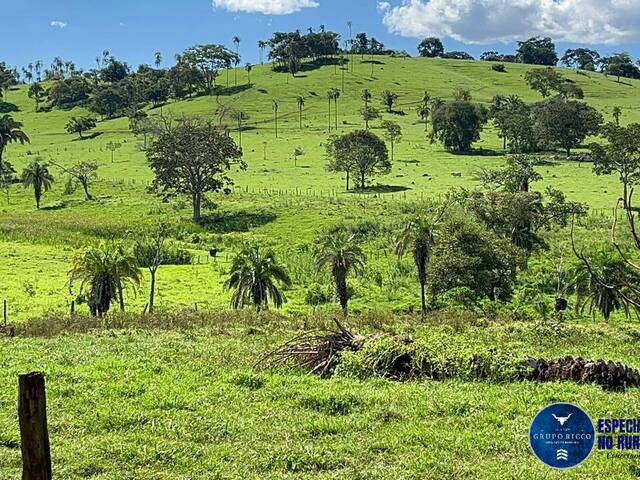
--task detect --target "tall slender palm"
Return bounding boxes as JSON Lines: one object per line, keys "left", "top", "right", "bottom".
{"left": 245, "top": 63, "right": 253, "bottom": 85}
{"left": 315, "top": 227, "right": 365, "bottom": 315}
{"left": 362, "top": 90, "right": 372, "bottom": 129}
{"left": 21, "top": 160, "right": 54, "bottom": 209}
{"left": 226, "top": 244, "right": 291, "bottom": 311}
{"left": 0, "top": 114, "right": 29, "bottom": 170}
{"left": 272, "top": 100, "right": 279, "bottom": 138}
{"left": 331, "top": 88, "right": 341, "bottom": 130}
{"left": 258, "top": 40, "right": 267, "bottom": 64}
{"left": 396, "top": 217, "right": 439, "bottom": 314}
{"left": 154, "top": 52, "right": 162, "bottom": 69}
{"left": 68, "top": 241, "right": 141, "bottom": 317}
{"left": 297, "top": 96, "right": 305, "bottom": 129}
{"left": 326, "top": 89, "right": 333, "bottom": 131}
{"left": 233, "top": 36, "right": 241, "bottom": 85}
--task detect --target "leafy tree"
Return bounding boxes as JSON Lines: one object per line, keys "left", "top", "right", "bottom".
{"left": 146, "top": 78, "right": 170, "bottom": 108}
{"left": 561, "top": 48, "right": 600, "bottom": 71}
{"left": 100, "top": 57, "right": 129, "bottom": 83}
{"left": 476, "top": 154, "right": 542, "bottom": 193}
{"left": 134, "top": 225, "right": 168, "bottom": 314}
{"left": 381, "top": 120, "right": 402, "bottom": 161}
{"left": 0, "top": 114, "right": 29, "bottom": 170}
{"left": 182, "top": 44, "right": 239, "bottom": 94}
{"left": 90, "top": 84, "right": 130, "bottom": 119}
{"left": 326, "top": 130, "right": 390, "bottom": 189}
{"left": 167, "top": 58, "right": 204, "bottom": 99}
{"left": 51, "top": 160, "right": 98, "bottom": 200}
{"left": 532, "top": 97, "right": 602, "bottom": 155}
{"left": 441, "top": 51, "right": 474, "bottom": 60}
{"left": 381, "top": 90, "right": 398, "bottom": 113}
{"left": 453, "top": 88, "right": 472, "bottom": 102}
{"left": 27, "top": 82, "right": 45, "bottom": 111}
{"left": 68, "top": 241, "right": 141, "bottom": 316}
{"left": 65, "top": 116, "right": 97, "bottom": 139}
{"left": 573, "top": 248, "right": 640, "bottom": 321}
{"left": 612, "top": 106, "right": 622, "bottom": 126}
{"left": 524, "top": 68, "right": 583, "bottom": 99}
{"left": 226, "top": 244, "right": 291, "bottom": 311}
{"left": 516, "top": 37, "right": 558, "bottom": 66}
{"left": 245, "top": 63, "right": 252, "bottom": 85}
{"left": 591, "top": 123, "right": 640, "bottom": 207}
{"left": 21, "top": 159, "right": 54, "bottom": 209}
{"left": 418, "top": 37, "right": 444, "bottom": 58}
{"left": 430, "top": 100, "right": 488, "bottom": 152}
{"left": 396, "top": 216, "right": 439, "bottom": 314}
{"left": 429, "top": 215, "right": 520, "bottom": 302}
{"left": 600, "top": 52, "right": 640, "bottom": 81}
{"left": 315, "top": 226, "right": 365, "bottom": 315}
{"left": 361, "top": 106, "right": 381, "bottom": 131}
{"left": 47, "top": 77, "right": 91, "bottom": 107}
{"left": 146, "top": 118, "right": 245, "bottom": 222}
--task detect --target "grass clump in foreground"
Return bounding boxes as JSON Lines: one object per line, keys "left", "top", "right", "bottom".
{"left": 2, "top": 311, "right": 640, "bottom": 478}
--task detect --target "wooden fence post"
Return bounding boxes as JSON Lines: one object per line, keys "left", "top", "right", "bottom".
{"left": 18, "top": 372, "right": 52, "bottom": 480}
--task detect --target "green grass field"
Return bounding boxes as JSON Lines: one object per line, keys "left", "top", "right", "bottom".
{"left": 2, "top": 56, "right": 640, "bottom": 479}
{"left": 1, "top": 56, "right": 639, "bottom": 321}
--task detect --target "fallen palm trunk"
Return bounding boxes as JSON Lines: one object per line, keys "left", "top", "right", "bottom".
{"left": 527, "top": 356, "right": 640, "bottom": 392}
{"left": 260, "top": 327, "right": 640, "bottom": 391}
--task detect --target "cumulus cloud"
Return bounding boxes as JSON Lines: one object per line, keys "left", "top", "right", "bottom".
{"left": 211, "top": 0, "right": 319, "bottom": 15}
{"left": 50, "top": 20, "right": 68, "bottom": 28}
{"left": 381, "top": 0, "right": 640, "bottom": 45}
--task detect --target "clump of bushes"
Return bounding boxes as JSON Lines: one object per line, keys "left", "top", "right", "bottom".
{"left": 492, "top": 64, "right": 506, "bottom": 73}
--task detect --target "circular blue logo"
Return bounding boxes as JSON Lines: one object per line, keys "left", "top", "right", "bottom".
{"left": 529, "top": 403, "right": 595, "bottom": 469}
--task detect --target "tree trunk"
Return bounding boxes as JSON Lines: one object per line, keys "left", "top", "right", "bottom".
{"left": 337, "top": 275, "right": 348, "bottom": 315}
{"left": 360, "top": 170, "right": 366, "bottom": 189}
{"left": 346, "top": 170, "right": 350, "bottom": 191}
{"left": 18, "top": 372, "right": 52, "bottom": 480}
{"left": 118, "top": 281, "right": 125, "bottom": 311}
{"left": 148, "top": 270, "right": 156, "bottom": 314}
{"left": 192, "top": 192, "right": 202, "bottom": 222}
{"left": 81, "top": 181, "right": 92, "bottom": 200}
{"left": 420, "top": 280, "right": 427, "bottom": 315}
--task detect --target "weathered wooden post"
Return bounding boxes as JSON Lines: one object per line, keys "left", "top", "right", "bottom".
{"left": 18, "top": 372, "right": 52, "bottom": 480}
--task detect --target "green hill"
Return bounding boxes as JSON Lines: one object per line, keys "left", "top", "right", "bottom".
{"left": 0, "top": 56, "right": 638, "bottom": 320}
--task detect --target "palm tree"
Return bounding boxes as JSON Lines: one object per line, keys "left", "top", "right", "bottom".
{"left": 272, "top": 100, "right": 279, "bottom": 138}
{"left": 331, "top": 88, "right": 341, "bottom": 130}
{"left": 297, "top": 96, "right": 305, "bottom": 129}
{"left": 233, "top": 36, "right": 241, "bottom": 85}
{"left": 396, "top": 217, "right": 439, "bottom": 314}
{"left": 362, "top": 90, "right": 372, "bottom": 129}
{"left": 573, "top": 248, "right": 639, "bottom": 321}
{"left": 258, "top": 40, "right": 267, "bottom": 64}
{"left": 21, "top": 160, "right": 54, "bottom": 209}
{"left": 0, "top": 114, "right": 29, "bottom": 170}
{"left": 245, "top": 63, "right": 253, "bottom": 85}
{"left": 154, "top": 52, "right": 162, "bottom": 69}
{"left": 68, "top": 241, "right": 141, "bottom": 317}
{"left": 315, "top": 227, "right": 365, "bottom": 315}
{"left": 326, "top": 89, "right": 333, "bottom": 131}
{"left": 226, "top": 244, "right": 291, "bottom": 311}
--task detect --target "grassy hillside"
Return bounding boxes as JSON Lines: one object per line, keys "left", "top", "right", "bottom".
{"left": 0, "top": 56, "right": 638, "bottom": 321}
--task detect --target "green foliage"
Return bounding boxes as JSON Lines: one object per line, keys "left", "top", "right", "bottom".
{"left": 430, "top": 100, "right": 488, "bottom": 152}
{"left": 226, "top": 244, "right": 291, "bottom": 310}
{"left": 21, "top": 159, "right": 54, "bottom": 209}
{"left": 65, "top": 116, "right": 97, "bottom": 139}
{"left": 417, "top": 37, "right": 444, "bottom": 58}
{"left": 516, "top": 37, "right": 558, "bottom": 66}
{"left": 47, "top": 77, "right": 91, "bottom": 107}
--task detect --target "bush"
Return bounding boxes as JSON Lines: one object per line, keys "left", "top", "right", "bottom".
{"left": 492, "top": 64, "right": 506, "bottom": 73}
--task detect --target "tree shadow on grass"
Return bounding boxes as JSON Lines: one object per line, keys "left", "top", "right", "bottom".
{"left": 451, "top": 148, "right": 503, "bottom": 157}
{"left": 72, "top": 132, "right": 103, "bottom": 141}
{"left": 348, "top": 184, "right": 411, "bottom": 194}
{"left": 198, "top": 210, "right": 277, "bottom": 233}
{"left": 362, "top": 60, "right": 386, "bottom": 65}
{"left": 213, "top": 84, "right": 253, "bottom": 96}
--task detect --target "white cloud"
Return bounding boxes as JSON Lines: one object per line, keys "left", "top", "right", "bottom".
{"left": 50, "top": 20, "right": 68, "bottom": 28}
{"left": 211, "top": 0, "right": 319, "bottom": 15}
{"left": 381, "top": 0, "right": 640, "bottom": 45}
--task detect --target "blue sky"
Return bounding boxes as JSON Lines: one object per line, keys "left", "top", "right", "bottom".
{"left": 2, "top": 0, "right": 640, "bottom": 71}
